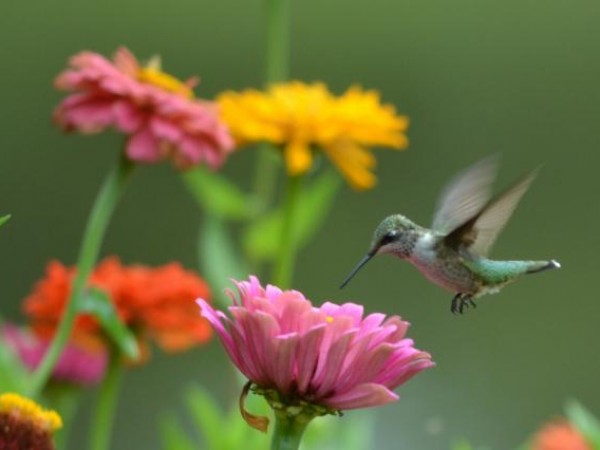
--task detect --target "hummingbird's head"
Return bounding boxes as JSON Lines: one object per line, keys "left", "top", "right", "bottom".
{"left": 340, "top": 214, "right": 418, "bottom": 289}
{"left": 370, "top": 214, "right": 419, "bottom": 258}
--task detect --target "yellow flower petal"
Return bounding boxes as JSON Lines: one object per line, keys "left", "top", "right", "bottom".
{"left": 285, "top": 141, "right": 313, "bottom": 175}
{"left": 324, "top": 141, "right": 377, "bottom": 190}
{"left": 137, "top": 65, "right": 195, "bottom": 99}
{"left": 0, "top": 393, "right": 62, "bottom": 433}
{"left": 216, "top": 81, "right": 409, "bottom": 189}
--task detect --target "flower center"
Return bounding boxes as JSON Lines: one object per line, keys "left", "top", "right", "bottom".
{"left": 325, "top": 316, "right": 334, "bottom": 323}
{"left": 0, "top": 393, "right": 62, "bottom": 432}
{"left": 137, "top": 63, "right": 193, "bottom": 99}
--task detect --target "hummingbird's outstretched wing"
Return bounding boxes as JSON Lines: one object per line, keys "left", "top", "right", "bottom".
{"left": 431, "top": 156, "right": 498, "bottom": 234}
{"left": 444, "top": 169, "right": 537, "bottom": 256}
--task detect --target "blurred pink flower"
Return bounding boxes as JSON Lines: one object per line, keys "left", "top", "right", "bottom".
{"left": 2, "top": 325, "right": 107, "bottom": 386}
{"left": 53, "top": 47, "right": 235, "bottom": 169}
{"left": 198, "top": 276, "right": 433, "bottom": 411}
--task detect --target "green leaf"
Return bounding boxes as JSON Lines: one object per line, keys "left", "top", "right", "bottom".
{"left": 198, "top": 216, "right": 248, "bottom": 308}
{"left": 183, "top": 167, "right": 254, "bottom": 220}
{"left": 516, "top": 439, "right": 532, "bottom": 450}
{"left": 227, "top": 394, "right": 271, "bottom": 450}
{"left": 450, "top": 440, "right": 474, "bottom": 450}
{"left": 79, "top": 288, "right": 139, "bottom": 359}
{"left": 301, "top": 412, "right": 373, "bottom": 450}
{"left": 0, "top": 214, "right": 10, "bottom": 228}
{"left": 243, "top": 171, "right": 341, "bottom": 261}
{"left": 185, "top": 385, "right": 224, "bottom": 449}
{"left": 449, "top": 441, "right": 494, "bottom": 450}
{"left": 164, "top": 384, "right": 270, "bottom": 450}
{"left": 565, "top": 400, "right": 600, "bottom": 446}
{"left": 159, "top": 413, "right": 197, "bottom": 450}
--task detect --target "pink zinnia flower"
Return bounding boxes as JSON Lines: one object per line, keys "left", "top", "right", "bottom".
{"left": 53, "top": 47, "right": 235, "bottom": 169}
{"left": 198, "top": 276, "right": 433, "bottom": 415}
{"left": 2, "top": 325, "right": 107, "bottom": 386}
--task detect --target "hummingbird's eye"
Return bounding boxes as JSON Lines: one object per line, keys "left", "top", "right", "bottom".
{"left": 380, "top": 231, "right": 399, "bottom": 246}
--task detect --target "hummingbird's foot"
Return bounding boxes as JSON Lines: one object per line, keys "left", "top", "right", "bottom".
{"left": 451, "top": 293, "right": 476, "bottom": 315}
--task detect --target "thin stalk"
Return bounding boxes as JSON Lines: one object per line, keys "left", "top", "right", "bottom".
{"left": 89, "top": 347, "right": 123, "bottom": 450}
{"left": 45, "top": 384, "right": 80, "bottom": 450}
{"left": 265, "top": 0, "right": 290, "bottom": 83}
{"left": 251, "top": 0, "right": 291, "bottom": 211}
{"left": 270, "top": 408, "right": 313, "bottom": 450}
{"left": 29, "top": 156, "right": 134, "bottom": 396}
{"left": 273, "top": 175, "right": 301, "bottom": 288}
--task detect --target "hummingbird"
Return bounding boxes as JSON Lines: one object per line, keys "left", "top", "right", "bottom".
{"left": 340, "top": 156, "right": 560, "bottom": 314}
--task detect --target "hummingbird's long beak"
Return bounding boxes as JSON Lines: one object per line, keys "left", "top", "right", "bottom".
{"left": 339, "top": 250, "right": 376, "bottom": 289}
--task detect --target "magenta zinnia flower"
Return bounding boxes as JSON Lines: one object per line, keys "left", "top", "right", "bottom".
{"left": 2, "top": 325, "right": 107, "bottom": 386}
{"left": 199, "top": 276, "right": 433, "bottom": 415}
{"left": 53, "top": 47, "right": 234, "bottom": 169}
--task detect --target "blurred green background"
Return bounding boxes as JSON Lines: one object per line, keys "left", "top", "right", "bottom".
{"left": 0, "top": 0, "right": 598, "bottom": 448}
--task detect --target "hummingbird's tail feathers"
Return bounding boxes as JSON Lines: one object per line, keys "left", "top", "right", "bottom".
{"left": 526, "top": 259, "right": 561, "bottom": 274}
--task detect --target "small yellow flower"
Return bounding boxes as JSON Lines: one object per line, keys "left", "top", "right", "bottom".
{"left": 218, "top": 81, "right": 409, "bottom": 190}
{"left": 0, "top": 393, "right": 62, "bottom": 449}
{"left": 136, "top": 55, "right": 195, "bottom": 99}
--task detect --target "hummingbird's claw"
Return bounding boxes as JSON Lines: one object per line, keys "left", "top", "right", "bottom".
{"left": 451, "top": 293, "right": 476, "bottom": 315}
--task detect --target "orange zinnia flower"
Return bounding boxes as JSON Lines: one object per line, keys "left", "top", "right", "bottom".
{"left": 23, "top": 257, "right": 212, "bottom": 355}
{"left": 532, "top": 419, "right": 592, "bottom": 450}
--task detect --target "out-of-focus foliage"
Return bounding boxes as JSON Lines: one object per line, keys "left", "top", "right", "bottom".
{"left": 243, "top": 170, "right": 341, "bottom": 262}
{"left": 160, "top": 384, "right": 375, "bottom": 450}
{"left": 80, "top": 288, "right": 139, "bottom": 359}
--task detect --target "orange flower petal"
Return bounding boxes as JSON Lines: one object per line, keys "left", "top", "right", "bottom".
{"left": 23, "top": 257, "right": 213, "bottom": 362}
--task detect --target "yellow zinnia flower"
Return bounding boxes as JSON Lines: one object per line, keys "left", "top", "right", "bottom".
{"left": 217, "top": 81, "right": 409, "bottom": 190}
{"left": 0, "top": 393, "right": 62, "bottom": 449}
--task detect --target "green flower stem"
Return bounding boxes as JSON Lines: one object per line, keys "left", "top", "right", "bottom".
{"left": 273, "top": 175, "right": 302, "bottom": 288}
{"left": 29, "top": 156, "right": 134, "bottom": 396}
{"left": 270, "top": 408, "right": 313, "bottom": 450}
{"left": 252, "top": 145, "right": 281, "bottom": 214}
{"left": 265, "top": 0, "right": 290, "bottom": 83}
{"left": 45, "top": 384, "right": 80, "bottom": 450}
{"left": 89, "top": 347, "right": 123, "bottom": 450}
{"left": 251, "top": 0, "right": 291, "bottom": 212}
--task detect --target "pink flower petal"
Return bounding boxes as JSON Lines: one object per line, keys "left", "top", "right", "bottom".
{"left": 233, "top": 309, "right": 280, "bottom": 385}
{"left": 126, "top": 126, "right": 161, "bottom": 163}
{"left": 326, "top": 383, "right": 399, "bottom": 410}
{"left": 150, "top": 117, "right": 183, "bottom": 142}
{"left": 336, "top": 342, "right": 395, "bottom": 393}
{"left": 269, "top": 333, "right": 299, "bottom": 393}
{"left": 295, "top": 324, "right": 326, "bottom": 392}
{"left": 54, "top": 94, "right": 115, "bottom": 133}
{"left": 114, "top": 100, "right": 144, "bottom": 133}
{"left": 113, "top": 47, "right": 139, "bottom": 76}
{"left": 228, "top": 322, "right": 265, "bottom": 383}
{"left": 321, "top": 302, "right": 365, "bottom": 325}
{"left": 2, "top": 325, "right": 107, "bottom": 385}
{"left": 198, "top": 299, "right": 241, "bottom": 367}
{"left": 312, "top": 330, "right": 356, "bottom": 395}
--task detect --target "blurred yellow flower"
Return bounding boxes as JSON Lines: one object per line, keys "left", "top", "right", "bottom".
{"left": 218, "top": 81, "right": 409, "bottom": 190}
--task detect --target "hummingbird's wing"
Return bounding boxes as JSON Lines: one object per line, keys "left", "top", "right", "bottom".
{"left": 431, "top": 156, "right": 498, "bottom": 234}
{"left": 444, "top": 169, "right": 537, "bottom": 256}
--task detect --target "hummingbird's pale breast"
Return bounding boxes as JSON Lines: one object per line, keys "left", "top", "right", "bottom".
{"left": 406, "top": 232, "right": 481, "bottom": 295}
